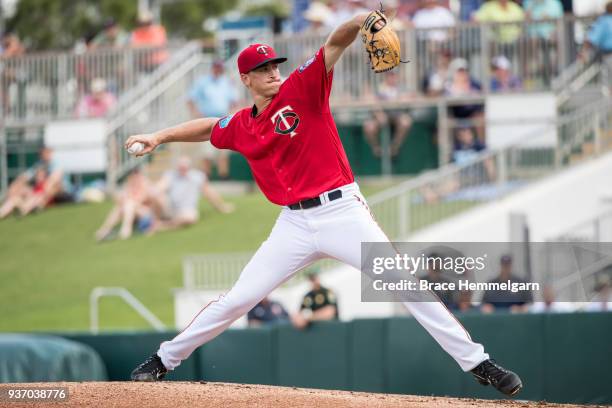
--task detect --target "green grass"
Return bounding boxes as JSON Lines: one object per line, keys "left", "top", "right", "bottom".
{"left": 0, "top": 181, "right": 478, "bottom": 333}
{"left": 0, "top": 183, "right": 392, "bottom": 333}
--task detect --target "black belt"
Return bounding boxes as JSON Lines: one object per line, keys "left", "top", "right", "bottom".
{"left": 288, "top": 189, "right": 343, "bottom": 210}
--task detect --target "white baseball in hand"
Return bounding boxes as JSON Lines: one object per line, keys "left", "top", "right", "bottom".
{"left": 127, "top": 142, "right": 144, "bottom": 155}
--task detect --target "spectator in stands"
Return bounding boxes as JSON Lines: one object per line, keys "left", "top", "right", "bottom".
{"left": 423, "top": 48, "right": 452, "bottom": 96}
{"left": 584, "top": 274, "right": 611, "bottom": 312}
{"left": 529, "top": 284, "right": 574, "bottom": 313}
{"left": 131, "top": 10, "right": 168, "bottom": 72}
{"left": 445, "top": 58, "right": 482, "bottom": 96}
{"left": 303, "top": 2, "right": 334, "bottom": 35}
{"left": 363, "top": 71, "right": 413, "bottom": 158}
{"left": 329, "top": 0, "right": 369, "bottom": 24}
{"left": 481, "top": 255, "right": 533, "bottom": 313}
{"left": 149, "top": 156, "right": 234, "bottom": 234}
{"left": 474, "top": 0, "right": 526, "bottom": 44}
{"left": 490, "top": 55, "right": 522, "bottom": 91}
{"left": 581, "top": 1, "right": 612, "bottom": 55}
{"left": 1, "top": 147, "right": 73, "bottom": 219}
{"left": 1, "top": 31, "right": 25, "bottom": 115}
{"left": 421, "top": 124, "right": 494, "bottom": 203}
{"left": 0, "top": 31, "right": 24, "bottom": 58}
{"left": 451, "top": 290, "right": 479, "bottom": 312}
{"left": 420, "top": 253, "right": 454, "bottom": 307}
{"left": 460, "top": 0, "right": 485, "bottom": 21}
{"left": 73, "top": 31, "right": 98, "bottom": 54}
{"left": 247, "top": 296, "right": 290, "bottom": 327}
{"left": 524, "top": 0, "right": 564, "bottom": 84}
{"left": 423, "top": 123, "right": 494, "bottom": 203}
{"left": 452, "top": 124, "right": 486, "bottom": 164}
{"left": 579, "top": 1, "right": 612, "bottom": 87}
{"left": 95, "top": 167, "right": 156, "bottom": 241}
{"left": 90, "top": 18, "right": 129, "bottom": 49}
{"left": 292, "top": 272, "right": 339, "bottom": 329}
{"left": 524, "top": 0, "right": 564, "bottom": 40}
{"left": 188, "top": 61, "right": 239, "bottom": 180}
{"left": 445, "top": 58, "right": 485, "bottom": 142}
{"left": 412, "top": 0, "right": 456, "bottom": 43}
{"left": 75, "top": 78, "right": 117, "bottom": 118}
{"left": 73, "top": 31, "right": 100, "bottom": 95}
{"left": 0, "top": 166, "right": 47, "bottom": 219}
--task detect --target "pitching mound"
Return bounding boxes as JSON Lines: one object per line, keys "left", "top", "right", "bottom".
{"left": 0, "top": 382, "right": 593, "bottom": 407}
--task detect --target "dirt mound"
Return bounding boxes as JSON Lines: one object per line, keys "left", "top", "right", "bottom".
{"left": 0, "top": 382, "right": 593, "bottom": 408}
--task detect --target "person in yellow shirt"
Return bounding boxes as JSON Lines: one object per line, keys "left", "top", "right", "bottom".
{"left": 475, "top": 0, "right": 526, "bottom": 43}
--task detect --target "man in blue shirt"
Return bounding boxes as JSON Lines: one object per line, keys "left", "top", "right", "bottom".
{"left": 481, "top": 255, "right": 533, "bottom": 313}
{"left": 187, "top": 60, "right": 239, "bottom": 179}
{"left": 460, "top": 0, "right": 485, "bottom": 21}
{"left": 524, "top": 0, "right": 564, "bottom": 40}
{"left": 581, "top": 1, "right": 612, "bottom": 88}
{"left": 585, "top": 1, "right": 612, "bottom": 53}
{"left": 247, "top": 297, "right": 289, "bottom": 327}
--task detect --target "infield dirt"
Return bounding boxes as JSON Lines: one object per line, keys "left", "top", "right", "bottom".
{"left": 1, "top": 382, "right": 604, "bottom": 408}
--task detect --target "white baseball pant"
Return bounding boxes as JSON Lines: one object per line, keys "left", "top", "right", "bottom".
{"left": 158, "top": 182, "right": 488, "bottom": 372}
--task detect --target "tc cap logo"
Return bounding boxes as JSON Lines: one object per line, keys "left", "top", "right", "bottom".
{"left": 256, "top": 45, "right": 269, "bottom": 55}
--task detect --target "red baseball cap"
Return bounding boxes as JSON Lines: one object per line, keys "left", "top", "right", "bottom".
{"left": 237, "top": 43, "right": 287, "bottom": 74}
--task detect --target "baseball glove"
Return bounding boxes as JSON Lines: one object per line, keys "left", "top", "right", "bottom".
{"left": 360, "top": 9, "right": 401, "bottom": 73}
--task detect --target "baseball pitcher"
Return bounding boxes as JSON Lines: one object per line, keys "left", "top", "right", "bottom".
{"left": 127, "top": 8, "right": 522, "bottom": 397}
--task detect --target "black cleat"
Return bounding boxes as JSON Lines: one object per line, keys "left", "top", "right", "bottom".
{"left": 471, "top": 359, "right": 523, "bottom": 397}
{"left": 131, "top": 354, "right": 168, "bottom": 382}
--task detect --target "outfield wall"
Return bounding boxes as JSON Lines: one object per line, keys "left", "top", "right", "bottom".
{"left": 59, "top": 312, "right": 612, "bottom": 405}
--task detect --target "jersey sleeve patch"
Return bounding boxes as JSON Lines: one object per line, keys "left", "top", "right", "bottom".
{"left": 299, "top": 53, "right": 317, "bottom": 73}
{"left": 218, "top": 114, "right": 234, "bottom": 129}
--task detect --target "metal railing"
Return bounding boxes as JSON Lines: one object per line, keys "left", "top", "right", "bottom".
{"left": 557, "top": 98, "right": 612, "bottom": 163}
{"left": 98, "top": 15, "right": 605, "bottom": 291}
{"left": 550, "top": 209, "right": 612, "bottom": 242}
{"left": 105, "top": 42, "right": 206, "bottom": 190}
{"left": 540, "top": 208, "right": 612, "bottom": 299}
{"left": 183, "top": 254, "right": 339, "bottom": 291}
{"left": 271, "top": 15, "right": 596, "bottom": 106}
{"left": 539, "top": 210, "right": 612, "bottom": 302}
{"left": 177, "top": 83, "right": 609, "bottom": 290}
{"left": 0, "top": 42, "right": 201, "bottom": 196}
{"left": 89, "top": 287, "right": 166, "bottom": 334}
{"left": 0, "top": 15, "right": 595, "bottom": 126}
{"left": 180, "top": 97, "right": 611, "bottom": 290}
{"left": 367, "top": 97, "right": 612, "bottom": 239}
{"left": 534, "top": 242, "right": 612, "bottom": 304}
{"left": 0, "top": 44, "right": 186, "bottom": 124}
{"left": 553, "top": 57, "right": 605, "bottom": 106}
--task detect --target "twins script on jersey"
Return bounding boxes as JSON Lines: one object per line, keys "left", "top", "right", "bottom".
{"left": 210, "top": 47, "right": 354, "bottom": 206}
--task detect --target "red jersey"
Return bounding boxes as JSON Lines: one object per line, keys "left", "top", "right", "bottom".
{"left": 210, "top": 47, "right": 354, "bottom": 206}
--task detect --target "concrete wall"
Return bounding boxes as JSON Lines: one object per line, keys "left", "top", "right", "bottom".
{"left": 411, "top": 151, "right": 612, "bottom": 242}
